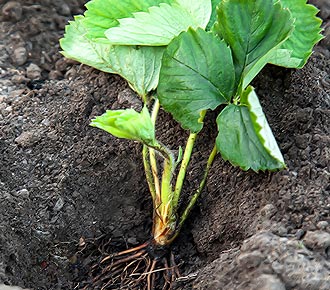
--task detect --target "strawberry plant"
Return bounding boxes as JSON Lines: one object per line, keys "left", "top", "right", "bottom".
{"left": 60, "top": 0, "right": 322, "bottom": 288}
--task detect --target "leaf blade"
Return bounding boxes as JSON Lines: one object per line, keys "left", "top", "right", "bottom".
{"left": 275, "top": 0, "right": 323, "bottom": 68}
{"left": 108, "top": 45, "right": 165, "bottom": 98}
{"left": 60, "top": 16, "right": 115, "bottom": 73}
{"left": 104, "top": 1, "right": 212, "bottom": 46}
{"left": 83, "top": 0, "right": 172, "bottom": 40}
{"left": 216, "top": 87, "right": 285, "bottom": 171}
{"left": 60, "top": 16, "right": 164, "bottom": 98}
{"left": 158, "top": 28, "right": 235, "bottom": 132}
{"left": 214, "top": 0, "right": 294, "bottom": 91}
{"left": 206, "top": 0, "right": 222, "bottom": 31}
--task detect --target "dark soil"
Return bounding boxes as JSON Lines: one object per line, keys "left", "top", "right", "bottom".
{"left": 0, "top": 1, "right": 329, "bottom": 290}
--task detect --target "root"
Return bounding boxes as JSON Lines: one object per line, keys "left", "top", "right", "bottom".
{"left": 74, "top": 239, "right": 181, "bottom": 289}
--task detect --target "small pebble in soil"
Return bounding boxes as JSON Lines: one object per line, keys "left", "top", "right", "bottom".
{"left": 11, "top": 74, "right": 29, "bottom": 84}
{"left": 296, "top": 229, "right": 305, "bottom": 240}
{"left": 127, "top": 237, "right": 139, "bottom": 245}
{"left": 26, "top": 63, "right": 41, "bottom": 80}
{"left": 260, "top": 204, "right": 277, "bottom": 218}
{"left": 11, "top": 46, "right": 27, "bottom": 66}
{"left": 12, "top": 188, "right": 29, "bottom": 198}
{"left": 303, "top": 230, "right": 330, "bottom": 250}
{"left": 53, "top": 197, "right": 65, "bottom": 212}
{"left": 272, "top": 225, "right": 288, "bottom": 237}
{"left": 1, "top": 1, "right": 23, "bottom": 22}
{"left": 58, "top": 3, "right": 71, "bottom": 16}
{"left": 48, "top": 70, "right": 63, "bottom": 80}
{"left": 15, "top": 131, "right": 41, "bottom": 147}
{"left": 55, "top": 58, "right": 68, "bottom": 72}
{"left": 317, "top": 221, "right": 329, "bottom": 230}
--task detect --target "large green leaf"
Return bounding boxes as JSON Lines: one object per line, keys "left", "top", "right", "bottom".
{"left": 104, "top": 0, "right": 212, "bottom": 46}
{"left": 216, "top": 86, "right": 285, "bottom": 171}
{"left": 214, "top": 0, "right": 294, "bottom": 92}
{"left": 158, "top": 28, "right": 235, "bottom": 133}
{"left": 60, "top": 16, "right": 115, "bottom": 73}
{"left": 60, "top": 16, "right": 164, "bottom": 98}
{"left": 177, "top": 0, "right": 212, "bottom": 28}
{"left": 275, "top": 0, "right": 323, "bottom": 68}
{"left": 82, "top": 0, "right": 172, "bottom": 41}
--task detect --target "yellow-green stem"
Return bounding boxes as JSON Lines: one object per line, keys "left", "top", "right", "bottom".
{"left": 178, "top": 144, "right": 218, "bottom": 229}
{"left": 172, "top": 110, "right": 206, "bottom": 210}
{"left": 160, "top": 158, "right": 173, "bottom": 217}
{"left": 149, "top": 99, "right": 161, "bottom": 202}
{"left": 173, "top": 132, "right": 197, "bottom": 209}
{"left": 142, "top": 145, "right": 156, "bottom": 202}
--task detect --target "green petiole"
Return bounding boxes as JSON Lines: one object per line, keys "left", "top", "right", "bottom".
{"left": 178, "top": 144, "right": 218, "bottom": 229}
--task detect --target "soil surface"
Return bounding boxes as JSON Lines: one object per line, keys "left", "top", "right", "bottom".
{"left": 0, "top": 1, "right": 329, "bottom": 290}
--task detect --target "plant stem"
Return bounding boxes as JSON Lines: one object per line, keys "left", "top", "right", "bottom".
{"left": 160, "top": 157, "right": 173, "bottom": 217}
{"left": 149, "top": 99, "right": 161, "bottom": 202}
{"left": 172, "top": 132, "right": 197, "bottom": 209}
{"left": 142, "top": 145, "right": 156, "bottom": 202}
{"left": 172, "top": 110, "right": 207, "bottom": 210}
{"left": 178, "top": 144, "right": 218, "bottom": 230}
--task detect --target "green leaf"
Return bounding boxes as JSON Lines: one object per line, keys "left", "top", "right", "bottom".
{"left": 216, "top": 86, "right": 285, "bottom": 171}
{"left": 267, "top": 48, "right": 302, "bottom": 68}
{"left": 206, "top": 0, "right": 222, "bottom": 31}
{"left": 82, "top": 0, "right": 172, "bottom": 41}
{"left": 177, "top": 0, "right": 212, "bottom": 28}
{"left": 60, "top": 16, "right": 164, "bottom": 98}
{"left": 158, "top": 28, "right": 235, "bottom": 133}
{"left": 91, "top": 106, "right": 156, "bottom": 145}
{"left": 242, "top": 48, "right": 301, "bottom": 89}
{"left": 104, "top": 0, "right": 212, "bottom": 46}
{"left": 275, "top": 0, "right": 323, "bottom": 68}
{"left": 107, "top": 45, "right": 165, "bottom": 98}
{"left": 214, "top": 0, "right": 294, "bottom": 92}
{"left": 60, "top": 16, "right": 115, "bottom": 73}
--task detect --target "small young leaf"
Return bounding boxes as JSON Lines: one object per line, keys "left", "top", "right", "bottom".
{"left": 216, "top": 86, "right": 285, "bottom": 171}
{"left": 158, "top": 28, "right": 235, "bottom": 133}
{"left": 105, "top": 0, "right": 212, "bottom": 46}
{"left": 214, "top": 0, "right": 294, "bottom": 92}
{"left": 275, "top": 0, "right": 323, "bottom": 68}
{"left": 91, "top": 107, "right": 156, "bottom": 145}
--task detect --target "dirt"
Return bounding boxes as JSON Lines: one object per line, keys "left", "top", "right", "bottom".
{"left": 0, "top": 1, "right": 329, "bottom": 290}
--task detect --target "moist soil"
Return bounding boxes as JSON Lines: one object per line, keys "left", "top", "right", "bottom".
{"left": 0, "top": 1, "right": 329, "bottom": 290}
